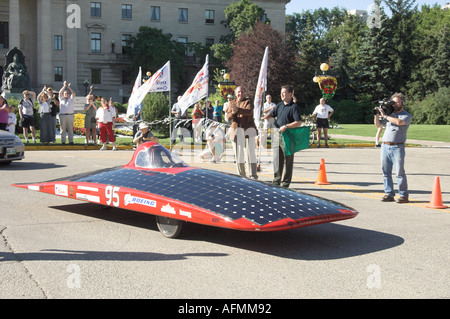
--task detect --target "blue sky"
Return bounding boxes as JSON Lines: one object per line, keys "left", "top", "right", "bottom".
{"left": 285, "top": 0, "right": 446, "bottom": 14}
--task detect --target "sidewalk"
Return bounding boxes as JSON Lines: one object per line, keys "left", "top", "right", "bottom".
{"left": 21, "top": 135, "right": 450, "bottom": 150}
{"left": 331, "top": 134, "right": 450, "bottom": 148}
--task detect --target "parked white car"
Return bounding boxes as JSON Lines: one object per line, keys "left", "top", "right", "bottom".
{"left": 0, "top": 130, "right": 25, "bottom": 165}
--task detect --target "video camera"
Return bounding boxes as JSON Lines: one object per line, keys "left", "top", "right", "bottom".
{"left": 373, "top": 99, "right": 395, "bottom": 116}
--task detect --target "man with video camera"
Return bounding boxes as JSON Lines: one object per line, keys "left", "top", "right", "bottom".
{"left": 374, "top": 92, "right": 412, "bottom": 204}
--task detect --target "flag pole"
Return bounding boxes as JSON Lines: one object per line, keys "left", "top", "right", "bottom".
{"left": 254, "top": 47, "right": 269, "bottom": 172}
{"left": 168, "top": 61, "right": 172, "bottom": 151}
{"left": 169, "top": 94, "right": 172, "bottom": 151}
{"left": 257, "top": 91, "right": 266, "bottom": 172}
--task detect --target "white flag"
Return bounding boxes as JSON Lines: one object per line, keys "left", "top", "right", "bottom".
{"left": 150, "top": 61, "right": 171, "bottom": 93}
{"left": 253, "top": 47, "right": 269, "bottom": 128}
{"left": 132, "top": 61, "right": 169, "bottom": 107}
{"left": 126, "top": 67, "right": 142, "bottom": 117}
{"left": 175, "top": 55, "right": 209, "bottom": 114}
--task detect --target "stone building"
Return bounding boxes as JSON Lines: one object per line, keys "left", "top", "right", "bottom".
{"left": 0, "top": 0, "right": 290, "bottom": 103}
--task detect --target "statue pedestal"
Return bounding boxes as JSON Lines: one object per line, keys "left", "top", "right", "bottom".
{"left": 2, "top": 91, "right": 23, "bottom": 101}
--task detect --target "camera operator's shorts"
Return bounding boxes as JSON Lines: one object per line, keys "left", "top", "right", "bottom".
{"left": 316, "top": 118, "right": 329, "bottom": 128}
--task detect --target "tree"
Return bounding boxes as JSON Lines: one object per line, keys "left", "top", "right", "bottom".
{"left": 408, "top": 86, "right": 450, "bottom": 125}
{"left": 328, "top": 13, "right": 365, "bottom": 101}
{"left": 226, "top": 22, "right": 296, "bottom": 102}
{"left": 211, "top": 0, "right": 268, "bottom": 65}
{"left": 431, "top": 25, "right": 450, "bottom": 89}
{"left": 286, "top": 7, "right": 347, "bottom": 54}
{"left": 330, "top": 44, "right": 356, "bottom": 100}
{"left": 293, "top": 20, "right": 323, "bottom": 110}
{"left": 354, "top": 2, "right": 395, "bottom": 102}
{"left": 383, "top": 0, "right": 418, "bottom": 92}
{"left": 223, "top": 0, "right": 268, "bottom": 40}
{"left": 405, "top": 5, "right": 450, "bottom": 100}
{"left": 127, "top": 26, "right": 186, "bottom": 86}
{"left": 286, "top": 7, "right": 352, "bottom": 110}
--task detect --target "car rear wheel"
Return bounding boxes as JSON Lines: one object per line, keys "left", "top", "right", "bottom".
{"left": 156, "top": 216, "right": 183, "bottom": 238}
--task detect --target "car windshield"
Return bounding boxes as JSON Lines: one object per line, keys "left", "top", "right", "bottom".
{"left": 135, "top": 145, "right": 188, "bottom": 169}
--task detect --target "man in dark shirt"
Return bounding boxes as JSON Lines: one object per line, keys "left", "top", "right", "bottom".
{"left": 263, "top": 85, "right": 302, "bottom": 187}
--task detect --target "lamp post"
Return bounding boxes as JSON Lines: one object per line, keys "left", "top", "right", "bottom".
{"left": 218, "top": 71, "right": 235, "bottom": 103}
{"left": 313, "top": 63, "right": 337, "bottom": 101}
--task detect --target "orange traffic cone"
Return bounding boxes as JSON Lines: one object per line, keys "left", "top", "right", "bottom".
{"left": 315, "top": 158, "right": 331, "bottom": 185}
{"left": 426, "top": 176, "right": 448, "bottom": 209}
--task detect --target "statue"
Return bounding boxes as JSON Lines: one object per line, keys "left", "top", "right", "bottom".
{"left": 2, "top": 47, "right": 31, "bottom": 93}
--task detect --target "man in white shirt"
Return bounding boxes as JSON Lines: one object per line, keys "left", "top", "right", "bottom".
{"left": 312, "top": 98, "right": 334, "bottom": 148}
{"left": 261, "top": 94, "right": 276, "bottom": 148}
{"left": 58, "top": 81, "right": 76, "bottom": 145}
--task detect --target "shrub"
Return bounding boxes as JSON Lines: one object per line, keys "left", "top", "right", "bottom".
{"left": 328, "top": 99, "right": 372, "bottom": 124}
{"left": 408, "top": 86, "right": 450, "bottom": 124}
{"left": 141, "top": 92, "right": 171, "bottom": 136}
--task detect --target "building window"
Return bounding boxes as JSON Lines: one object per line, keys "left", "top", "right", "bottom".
{"left": 205, "top": 10, "right": 214, "bottom": 24}
{"left": 262, "top": 13, "right": 268, "bottom": 23}
{"left": 122, "top": 69, "right": 132, "bottom": 85}
{"left": 150, "top": 6, "right": 160, "bottom": 21}
{"left": 54, "top": 67, "right": 63, "bottom": 82}
{"left": 0, "top": 22, "right": 8, "bottom": 49}
{"left": 121, "top": 34, "right": 132, "bottom": 54}
{"left": 91, "top": 33, "right": 101, "bottom": 53}
{"left": 178, "top": 8, "right": 188, "bottom": 23}
{"left": 122, "top": 4, "right": 132, "bottom": 19}
{"left": 54, "top": 35, "right": 62, "bottom": 50}
{"left": 90, "top": 2, "right": 101, "bottom": 17}
{"left": 205, "top": 38, "right": 214, "bottom": 48}
{"left": 91, "top": 69, "right": 101, "bottom": 84}
{"left": 178, "top": 37, "right": 188, "bottom": 55}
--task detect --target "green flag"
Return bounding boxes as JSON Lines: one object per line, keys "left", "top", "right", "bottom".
{"left": 281, "top": 126, "right": 310, "bottom": 156}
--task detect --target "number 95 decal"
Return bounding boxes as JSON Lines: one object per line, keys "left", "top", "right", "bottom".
{"left": 105, "top": 186, "right": 120, "bottom": 207}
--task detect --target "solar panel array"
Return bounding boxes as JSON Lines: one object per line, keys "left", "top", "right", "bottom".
{"left": 73, "top": 168, "right": 351, "bottom": 226}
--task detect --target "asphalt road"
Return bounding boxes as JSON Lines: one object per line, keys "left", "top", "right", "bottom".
{"left": 1, "top": 145, "right": 448, "bottom": 299}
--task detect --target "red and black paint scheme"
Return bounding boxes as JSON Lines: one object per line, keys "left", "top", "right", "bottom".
{"left": 12, "top": 142, "right": 358, "bottom": 238}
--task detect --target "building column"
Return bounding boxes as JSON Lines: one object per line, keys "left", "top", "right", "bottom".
{"left": 65, "top": 0, "right": 78, "bottom": 92}
{"left": 37, "top": 0, "right": 52, "bottom": 87}
{"left": 9, "top": 0, "right": 20, "bottom": 49}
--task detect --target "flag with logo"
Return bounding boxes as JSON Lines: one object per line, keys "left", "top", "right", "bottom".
{"left": 132, "top": 61, "right": 169, "bottom": 107}
{"left": 126, "top": 67, "right": 142, "bottom": 117}
{"left": 175, "top": 55, "right": 209, "bottom": 114}
{"left": 149, "top": 61, "right": 171, "bottom": 93}
{"left": 253, "top": 47, "right": 268, "bottom": 128}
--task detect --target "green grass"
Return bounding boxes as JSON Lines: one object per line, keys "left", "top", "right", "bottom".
{"left": 19, "top": 135, "right": 134, "bottom": 146}
{"left": 331, "top": 124, "right": 450, "bottom": 143}
{"left": 18, "top": 124, "right": 449, "bottom": 146}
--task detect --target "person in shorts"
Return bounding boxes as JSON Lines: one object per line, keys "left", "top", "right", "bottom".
{"left": 18, "top": 90, "right": 37, "bottom": 143}
{"left": 312, "top": 98, "right": 334, "bottom": 148}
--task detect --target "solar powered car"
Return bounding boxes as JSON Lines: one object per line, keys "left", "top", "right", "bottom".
{"left": 13, "top": 142, "right": 358, "bottom": 238}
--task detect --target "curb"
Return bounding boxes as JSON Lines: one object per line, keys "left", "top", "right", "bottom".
{"left": 23, "top": 142, "right": 423, "bottom": 151}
